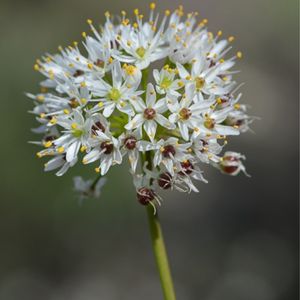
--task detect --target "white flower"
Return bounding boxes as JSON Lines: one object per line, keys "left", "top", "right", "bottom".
{"left": 73, "top": 176, "right": 107, "bottom": 200}
{"left": 52, "top": 109, "right": 92, "bottom": 163}
{"left": 219, "top": 151, "right": 249, "bottom": 176}
{"left": 112, "top": 11, "right": 169, "bottom": 69}
{"left": 125, "top": 83, "right": 175, "bottom": 141}
{"left": 176, "top": 55, "right": 235, "bottom": 102}
{"left": 195, "top": 106, "right": 241, "bottom": 137}
{"left": 152, "top": 137, "right": 191, "bottom": 175}
{"left": 89, "top": 61, "right": 142, "bottom": 117}
{"left": 83, "top": 130, "right": 122, "bottom": 175}
{"left": 168, "top": 83, "right": 215, "bottom": 140}
{"left": 153, "top": 67, "right": 183, "bottom": 96}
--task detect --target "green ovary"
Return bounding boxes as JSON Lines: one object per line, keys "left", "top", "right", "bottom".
{"left": 160, "top": 77, "right": 172, "bottom": 89}
{"left": 107, "top": 88, "right": 121, "bottom": 101}
{"left": 136, "top": 47, "right": 146, "bottom": 58}
{"left": 72, "top": 129, "right": 84, "bottom": 137}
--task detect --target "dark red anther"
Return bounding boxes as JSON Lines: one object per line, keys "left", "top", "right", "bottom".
{"left": 162, "top": 145, "right": 176, "bottom": 158}
{"left": 179, "top": 160, "right": 194, "bottom": 175}
{"left": 100, "top": 141, "right": 114, "bottom": 154}
{"left": 124, "top": 136, "right": 137, "bottom": 150}
{"left": 137, "top": 187, "right": 155, "bottom": 205}
{"left": 158, "top": 172, "right": 172, "bottom": 189}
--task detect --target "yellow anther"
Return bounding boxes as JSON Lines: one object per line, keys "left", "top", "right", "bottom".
{"left": 108, "top": 57, "right": 114, "bottom": 64}
{"left": 178, "top": 81, "right": 184, "bottom": 87}
{"left": 63, "top": 109, "right": 70, "bottom": 115}
{"left": 185, "top": 75, "right": 192, "bottom": 80}
{"left": 234, "top": 103, "right": 241, "bottom": 110}
{"left": 73, "top": 41, "right": 78, "bottom": 47}
{"left": 165, "top": 9, "right": 170, "bottom": 16}
{"left": 37, "top": 95, "right": 45, "bottom": 102}
{"left": 122, "top": 19, "right": 130, "bottom": 26}
{"left": 222, "top": 76, "right": 228, "bottom": 81}
{"left": 82, "top": 158, "right": 87, "bottom": 164}
{"left": 57, "top": 146, "right": 65, "bottom": 153}
{"left": 216, "top": 97, "right": 222, "bottom": 104}
{"left": 34, "top": 64, "right": 40, "bottom": 71}
{"left": 58, "top": 45, "right": 63, "bottom": 52}
{"left": 187, "top": 148, "right": 193, "bottom": 153}
{"left": 105, "top": 11, "right": 110, "bottom": 18}
{"left": 194, "top": 127, "right": 199, "bottom": 132}
{"left": 150, "top": 2, "right": 156, "bottom": 10}
{"left": 82, "top": 32, "right": 87, "bottom": 38}
{"left": 86, "top": 19, "right": 93, "bottom": 25}
{"left": 219, "top": 58, "right": 225, "bottom": 63}
{"left": 134, "top": 8, "right": 139, "bottom": 16}
{"left": 126, "top": 83, "right": 132, "bottom": 88}
{"left": 151, "top": 26, "right": 157, "bottom": 32}
{"left": 121, "top": 10, "right": 126, "bottom": 16}
{"left": 81, "top": 98, "right": 87, "bottom": 104}
{"left": 236, "top": 51, "right": 243, "bottom": 59}
{"left": 40, "top": 113, "right": 46, "bottom": 119}
{"left": 133, "top": 22, "right": 138, "bottom": 29}
{"left": 80, "top": 145, "right": 87, "bottom": 152}
{"left": 40, "top": 87, "right": 48, "bottom": 93}
{"left": 202, "top": 18, "right": 208, "bottom": 24}
{"left": 44, "top": 141, "right": 52, "bottom": 148}
{"left": 50, "top": 117, "right": 57, "bottom": 125}
{"left": 68, "top": 63, "right": 74, "bottom": 67}
{"left": 36, "top": 152, "right": 42, "bottom": 158}
{"left": 80, "top": 82, "right": 87, "bottom": 87}
{"left": 160, "top": 147, "right": 165, "bottom": 152}
{"left": 87, "top": 63, "right": 93, "bottom": 70}
{"left": 217, "top": 30, "right": 223, "bottom": 36}
{"left": 127, "top": 40, "right": 132, "bottom": 46}
{"left": 228, "top": 36, "right": 235, "bottom": 42}
{"left": 233, "top": 125, "right": 240, "bottom": 129}
{"left": 124, "top": 65, "right": 137, "bottom": 75}
{"left": 139, "top": 14, "right": 144, "bottom": 20}
{"left": 71, "top": 123, "right": 77, "bottom": 129}
{"left": 95, "top": 167, "right": 100, "bottom": 173}
{"left": 98, "top": 101, "right": 104, "bottom": 107}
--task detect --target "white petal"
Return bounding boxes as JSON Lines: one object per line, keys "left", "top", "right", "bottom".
{"left": 144, "top": 120, "right": 157, "bottom": 141}
{"left": 125, "top": 114, "right": 144, "bottom": 130}
{"left": 156, "top": 114, "right": 175, "bottom": 129}
{"left": 146, "top": 83, "right": 156, "bottom": 107}
{"left": 66, "top": 140, "right": 81, "bottom": 162}
{"left": 103, "top": 103, "right": 116, "bottom": 117}
{"left": 178, "top": 122, "right": 189, "bottom": 141}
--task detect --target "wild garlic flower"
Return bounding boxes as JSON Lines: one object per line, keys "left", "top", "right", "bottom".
{"left": 29, "top": 3, "right": 253, "bottom": 207}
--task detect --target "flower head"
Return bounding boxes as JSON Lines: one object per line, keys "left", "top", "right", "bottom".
{"left": 29, "top": 4, "right": 253, "bottom": 208}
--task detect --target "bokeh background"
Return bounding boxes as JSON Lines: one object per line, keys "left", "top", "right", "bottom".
{"left": 0, "top": 0, "right": 298, "bottom": 299}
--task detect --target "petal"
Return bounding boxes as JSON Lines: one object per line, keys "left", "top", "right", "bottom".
{"left": 178, "top": 122, "right": 189, "bottom": 141}
{"left": 83, "top": 148, "right": 101, "bottom": 164}
{"left": 176, "top": 63, "right": 190, "bottom": 79}
{"left": 215, "top": 125, "right": 240, "bottom": 136}
{"left": 66, "top": 140, "right": 81, "bottom": 162}
{"left": 154, "top": 98, "right": 168, "bottom": 113}
{"left": 156, "top": 114, "right": 175, "bottom": 129}
{"left": 103, "top": 103, "right": 116, "bottom": 117}
{"left": 125, "top": 114, "right": 144, "bottom": 130}
{"left": 144, "top": 120, "right": 157, "bottom": 141}
{"left": 146, "top": 83, "right": 156, "bottom": 107}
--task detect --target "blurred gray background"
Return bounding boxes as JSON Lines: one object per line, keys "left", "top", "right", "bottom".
{"left": 0, "top": 0, "right": 298, "bottom": 299}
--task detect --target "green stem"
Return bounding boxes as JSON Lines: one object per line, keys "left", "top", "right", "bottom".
{"left": 147, "top": 206, "right": 176, "bottom": 300}
{"left": 144, "top": 153, "right": 176, "bottom": 300}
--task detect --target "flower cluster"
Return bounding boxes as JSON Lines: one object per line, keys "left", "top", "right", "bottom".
{"left": 28, "top": 4, "right": 253, "bottom": 207}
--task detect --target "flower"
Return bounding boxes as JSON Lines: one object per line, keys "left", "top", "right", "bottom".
{"left": 29, "top": 3, "right": 253, "bottom": 209}
{"left": 73, "top": 176, "right": 107, "bottom": 200}
{"left": 125, "top": 83, "right": 175, "bottom": 141}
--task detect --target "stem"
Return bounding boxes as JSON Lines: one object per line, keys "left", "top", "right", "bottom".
{"left": 147, "top": 206, "right": 177, "bottom": 300}
{"left": 144, "top": 152, "right": 176, "bottom": 300}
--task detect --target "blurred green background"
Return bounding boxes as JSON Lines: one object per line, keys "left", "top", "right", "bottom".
{"left": 0, "top": 0, "right": 298, "bottom": 299}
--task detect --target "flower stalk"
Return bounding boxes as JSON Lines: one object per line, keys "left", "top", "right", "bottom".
{"left": 147, "top": 205, "right": 176, "bottom": 300}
